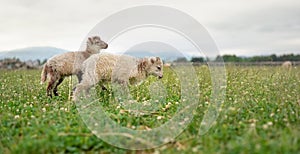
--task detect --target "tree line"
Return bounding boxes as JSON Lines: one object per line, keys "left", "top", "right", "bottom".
{"left": 216, "top": 54, "right": 300, "bottom": 62}
{"left": 174, "top": 54, "right": 300, "bottom": 62}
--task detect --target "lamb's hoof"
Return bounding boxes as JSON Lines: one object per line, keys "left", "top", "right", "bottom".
{"left": 102, "top": 86, "right": 108, "bottom": 91}
{"left": 54, "top": 92, "right": 59, "bottom": 96}
{"left": 47, "top": 94, "right": 53, "bottom": 98}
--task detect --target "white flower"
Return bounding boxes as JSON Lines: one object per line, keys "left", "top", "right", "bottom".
{"left": 165, "top": 104, "right": 171, "bottom": 109}
{"left": 42, "top": 107, "right": 46, "bottom": 112}
{"left": 229, "top": 107, "right": 236, "bottom": 111}
{"left": 157, "top": 116, "right": 163, "bottom": 120}
{"left": 14, "top": 115, "right": 20, "bottom": 119}
{"left": 192, "top": 146, "right": 199, "bottom": 152}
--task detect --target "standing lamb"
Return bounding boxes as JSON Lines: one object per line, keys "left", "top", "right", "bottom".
{"left": 73, "top": 53, "right": 163, "bottom": 101}
{"left": 40, "top": 36, "right": 108, "bottom": 97}
{"left": 282, "top": 61, "right": 292, "bottom": 69}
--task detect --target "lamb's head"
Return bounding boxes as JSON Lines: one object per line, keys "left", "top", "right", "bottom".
{"left": 145, "top": 57, "right": 164, "bottom": 79}
{"left": 86, "top": 36, "right": 108, "bottom": 54}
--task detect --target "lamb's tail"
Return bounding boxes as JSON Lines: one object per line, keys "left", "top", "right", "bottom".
{"left": 40, "top": 64, "right": 48, "bottom": 84}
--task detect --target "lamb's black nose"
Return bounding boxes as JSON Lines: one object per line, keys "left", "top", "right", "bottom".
{"left": 158, "top": 75, "right": 163, "bottom": 79}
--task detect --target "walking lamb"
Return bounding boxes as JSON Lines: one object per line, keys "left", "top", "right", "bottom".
{"left": 73, "top": 53, "right": 163, "bottom": 101}
{"left": 40, "top": 36, "right": 108, "bottom": 97}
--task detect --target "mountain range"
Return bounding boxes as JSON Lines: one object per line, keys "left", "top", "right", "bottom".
{"left": 0, "top": 47, "right": 68, "bottom": 61}
{"left": 0, "top": 46, "right": 191, "bottom": 62}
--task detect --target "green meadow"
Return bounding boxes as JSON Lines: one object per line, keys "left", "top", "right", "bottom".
{"left": 0, "top": 66, "right": 299, "bottom": 153}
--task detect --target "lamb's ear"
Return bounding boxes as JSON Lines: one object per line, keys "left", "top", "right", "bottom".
{"left": 149, "top": 57, "right": 155, "bottom": 64}
{"left": 156, "top": 57, "right": 161, "bottom": 62}
{"left": 88, "top": 37, "right": 93, "bottom": 44}
{"left": 94, "top": 36, "right": 101, "bottom": 40}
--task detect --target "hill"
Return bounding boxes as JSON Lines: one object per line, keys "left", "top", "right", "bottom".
{"left": 0, "top": 47, "right": 68, "bottom": 61}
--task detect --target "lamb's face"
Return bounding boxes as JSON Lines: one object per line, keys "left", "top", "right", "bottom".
{"left": 147, "top": 57, "right": 163, "bottom": 79}
{"left": 87, "top": 36, "right": 108, "bottom": 53}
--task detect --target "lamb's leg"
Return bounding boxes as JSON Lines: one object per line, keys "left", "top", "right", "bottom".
{"left": 112, "top": 80, "right": 131, "bottom": 102}
{"left": 73, "top": 82, "right": 94, "bottom": 101}
{"left": 98, "top": 81, "right": 108, "bottom": 91}
{"left": 73, "top": 73, "right": 96, "bottom": 101}
{"left": 101, "top": 85, "right": 108, "bottom": 91}
{"left": 47, "top": 76, "right": 57, "bottom": 97}
{"left": 72, "top": 72, "right": 83, "bottom": 92}
{"left": 53, "top": 77, "right": 64, "bottom": 96}
{"left": 73, "top": 70, "right": 100, "bottom": 101}
{"left": 76, "top": 72, "right": 83, "bottom": 83}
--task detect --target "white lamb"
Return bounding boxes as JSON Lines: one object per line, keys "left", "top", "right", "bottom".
{"left": 40, "top": 36, "right": 108, "bottom": 97}
{"left": 282, "top": 61, "right": 292, "bottom": 69}
{"left": 73, "top": 53, "right": 163, "bottom": 101}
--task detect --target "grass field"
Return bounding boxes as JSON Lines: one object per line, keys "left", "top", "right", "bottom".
{"left": 0, "top": 66, "right": 300, "bottom": 153}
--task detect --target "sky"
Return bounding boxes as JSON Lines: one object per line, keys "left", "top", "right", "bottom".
{"left": 0, "top": 0, "right": 300, "bottom": 56}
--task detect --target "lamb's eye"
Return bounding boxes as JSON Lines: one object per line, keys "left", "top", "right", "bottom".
{"left": 157, "top": 66, "right": 161, "bottom": 70}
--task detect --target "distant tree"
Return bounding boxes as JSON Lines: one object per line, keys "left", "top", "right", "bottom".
{"left": 250, "top": 56, "right": 272, "bottom": 62}
{"left": 270, "top": 54, "right": 277, "bottom": 61}
{"left": 191, "top": 57, "right": 204, "bottom": 63}
{"left": 214, "top": 54, "right": 300, "bottom": 62}
{"left": 215, "top": 54, "right": 244, "bottom": 62}
{"left": 41, "top": 59, "right": 47, "bottom": 65}
{"left": 215, "top": 55, "right": 223, "bottom": 61}
{"left": 36, "top": 59, "right": 41, "bottom": 65}
{"left": 174, "top": 57, "right": 188, "bottom": 63}
{"left": 279, "top": 54, "right": 300, "bottom": 61}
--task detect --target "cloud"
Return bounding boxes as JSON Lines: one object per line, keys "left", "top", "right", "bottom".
{"left": 0, "top": 0, "right": 299, "bottom": 56}
{"left": 206, "top": 0, "right": 300, "bottom": 55}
